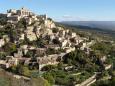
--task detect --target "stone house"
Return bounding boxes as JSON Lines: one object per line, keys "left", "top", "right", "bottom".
{"left": 6, "top": 56, "right": 19, "bottom": 68}
{"left": 45, "top": 19, "right": 56, "bottom": 28}
{"left": 104, "top": 64, "right": 112, "bottom": 70}
{"left": 0, "top": 39, "right": 5, "bottom": 47}
{"left": 65, "top": 47, "right": 75, "bottom": 53}
{"left": 35, "top": 48, "right": 47, "bottom": 57}
{"left": 28, "top": 53, "right": 66, "bottom": 70}
{"left": 3, "top": 35, "right": 10, "bottom": 43}
{"left": 44, "top": 44, "right": 60, "bottom": 50}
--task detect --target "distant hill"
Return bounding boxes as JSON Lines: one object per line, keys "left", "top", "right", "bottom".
{"left": 56, "top": 21, "right": 115, "bottom": 41}
{"left": 61, "top": 21, "right": 115, "bottom": 31}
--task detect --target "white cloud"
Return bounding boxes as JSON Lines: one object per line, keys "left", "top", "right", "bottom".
{"left": 52, "top": 15, "right": 93, "bottom": 22}
{"left": 61, "top": 15, "right": 92, "bottom": 21}
{"left": 62, "top": 15, "right": 73, "bottom": 18}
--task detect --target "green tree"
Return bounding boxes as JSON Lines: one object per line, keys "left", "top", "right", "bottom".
{"left": 3, "top": 43, "right": 17, "bottom": 55}
{"left": 31, "top": 77, "right": 50, "bottom": 86}
{"left": 0, "top": 52, "right": 7, "bottom": 60}
{"left": 41, "top": 65, "right": 56, "bottom": 71}
{"left": 42, "top": 72, "right": 55, "bottom": 85}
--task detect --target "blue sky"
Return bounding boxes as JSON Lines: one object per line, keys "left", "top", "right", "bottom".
{"left": 0, "top": 0, "right": 115, "bottom": 21}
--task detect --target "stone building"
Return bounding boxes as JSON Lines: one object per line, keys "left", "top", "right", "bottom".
{"left": 17, "top": 7, "right": 33, "bottom": 17}
{"left": 0, "top": 7, "right": 34, "bottom": 23}
{"left": 7, "top": 7, "right": 33, "bottom": 17}
{"left": 27, "top": 53, "right": 66, "bottom": 70}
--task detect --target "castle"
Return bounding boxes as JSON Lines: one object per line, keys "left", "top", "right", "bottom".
{"left": 0, "top": 7, "right": 47, "bottom": 24}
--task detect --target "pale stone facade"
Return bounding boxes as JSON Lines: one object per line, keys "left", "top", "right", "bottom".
{"left": 25, "top": 26, "right": 37, "bottom": 41}
{"left": 37, "top": 53, "right": 66, "bottom": 70}
{"left": 45, "top": 19, "right": 56, "bottom": 28}
{"left": 17, "top": 7, "right": 33, "bottom": 17}
{"left": 0, "top": 39, "right": 5, "bottom": 47}
{"left": 0, "top": 7, "right": 34, "bottom": 23}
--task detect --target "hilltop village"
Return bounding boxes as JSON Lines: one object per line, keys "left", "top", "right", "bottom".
{"left": 0, "top": 8, "right": 114, "bottom": 86}
{"left": 0, "top": 7, "right": 94, "bottom": 69}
